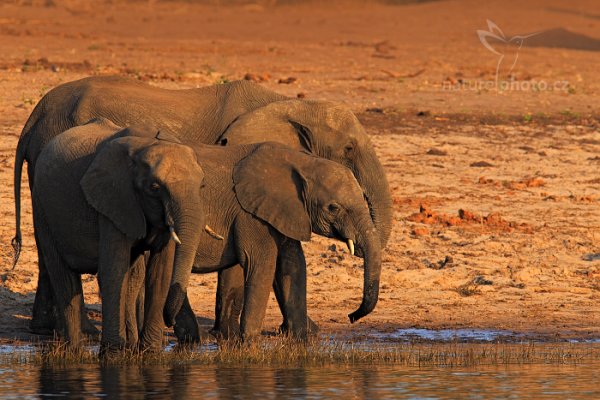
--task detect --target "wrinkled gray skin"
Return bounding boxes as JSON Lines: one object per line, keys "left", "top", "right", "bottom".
{"left": 13, "top": 76, "right": 392, "bottom": 338}
{"left": 24, "top": 119, "right": 204, "bottom": 351}
{"left": 162, "top": 142, "right": 381, "bottom": 342}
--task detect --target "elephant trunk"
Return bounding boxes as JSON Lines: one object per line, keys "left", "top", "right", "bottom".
{"left": 354, "top": 149, "right": 393, "bottom": 250}
{"left": 348, "top": 218, "right": 381, "bottom": 323}
{"left": 163, "top": 203, "right": 203, "bottom": 327}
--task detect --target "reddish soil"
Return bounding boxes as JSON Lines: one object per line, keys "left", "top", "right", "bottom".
{"left": 1, "top": 0, "right": 600, "bottom": 343}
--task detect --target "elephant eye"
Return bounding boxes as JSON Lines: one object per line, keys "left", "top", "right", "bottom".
{"left": 148, "top": 182, "right": 161, "bottom": 193}
{"left": 328, "top": 203, "right": 341, "bottom": 214}
{"left": 344, "top": 142, "right": 355, "bottom": 156}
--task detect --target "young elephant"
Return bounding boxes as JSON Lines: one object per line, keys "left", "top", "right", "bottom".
{"left": 164, "top": 142, "right": 382, "bottom": 341}
{"left": 26, "top": 119, "right": 205, "bottom": 350}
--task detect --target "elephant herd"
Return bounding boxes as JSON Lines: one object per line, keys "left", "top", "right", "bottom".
{"left": 12, "top": 76, "right": 393, "bottom": 353}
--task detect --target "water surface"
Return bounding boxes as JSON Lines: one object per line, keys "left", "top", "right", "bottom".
{"left": 1, "top": 362, "right": 599, "bottom": 399}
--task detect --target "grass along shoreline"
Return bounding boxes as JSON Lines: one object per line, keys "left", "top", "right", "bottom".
{"left": 1, "top": 338, "right": 600, "bottom": 367}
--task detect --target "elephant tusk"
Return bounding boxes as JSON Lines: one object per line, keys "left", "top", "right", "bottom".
{"left": 347, "top": 239, "right": 355, "bottom": 256}
{"left": 205, "top": 224, "right": 224, "bottom": 241}
{"left": 170, "top": 226, "right": 182, "bottom": 245}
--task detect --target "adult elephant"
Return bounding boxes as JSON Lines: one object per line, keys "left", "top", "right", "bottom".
{"left": 13, "top": 76, "right": 392, "bottom": 337}
{"left": 24, "top": 119, "right": 205, "bottom": 350}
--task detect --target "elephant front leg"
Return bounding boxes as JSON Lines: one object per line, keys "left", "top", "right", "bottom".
{"left": 274, "top": 239, "right": 309, "bottom": 340}
{"left": 140, "top": 241, "right": 175, "bottom": 352}
{"left": 238, "top": 224, "right": 278, "bottom": 341}
{"left": 97, "top": 217, "right": 133, "bottom": 353}
{"left": 211, "top": 266, "right": 244, "bottom": 339}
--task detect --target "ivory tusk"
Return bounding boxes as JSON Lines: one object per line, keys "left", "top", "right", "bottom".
{"left": 169, "top": 226, "right": 182, "bottom": 245}
{"left": 205, "top": 225, "right": 224, "bottom": 241}
{"left": 347, "top": 239, "right": 355, "bottom": 256}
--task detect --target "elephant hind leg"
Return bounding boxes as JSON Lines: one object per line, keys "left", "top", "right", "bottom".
{"left": 35, "top": 215, "right": 84, "bottom": 347}
{"left": 29, "top": 240, "right": 55, "bottom": 335}
{"left": 31, "top": 222, "right": 99, "bottom": 338}
{"left": 124, "top": 253, "right": 146, "bottom": 348}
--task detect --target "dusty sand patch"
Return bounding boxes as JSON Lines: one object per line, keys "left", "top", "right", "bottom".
{"left": 0, "top": 0, "right": 599, "bottom": 342}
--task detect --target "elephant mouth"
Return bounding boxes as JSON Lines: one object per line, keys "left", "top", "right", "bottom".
{"left": 331, "top": 227, "right": 364, "bottom": 258}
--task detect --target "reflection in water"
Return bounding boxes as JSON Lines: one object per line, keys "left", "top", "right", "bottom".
{"left": 0, "top": 362, "right": 598, "bottom": 398}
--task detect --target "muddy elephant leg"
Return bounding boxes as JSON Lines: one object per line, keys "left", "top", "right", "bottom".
{"left": 273, "top": 239, "right": 308, "bottom": 340}
{"left": 211, "top": 266, "right": 244, "bottom": 339}
{"left": 140, "top": 242, "right": 175, "bottom": 352}
{"left": 174, "top": 295, "right": 200, "bottom": 344}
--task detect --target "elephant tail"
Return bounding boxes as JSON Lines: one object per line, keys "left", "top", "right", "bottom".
{"left": 12, "top": 130, "right": 27, "bottom": 269}
{"left": 12, "top": 100, "right": 43, "bottom": 269}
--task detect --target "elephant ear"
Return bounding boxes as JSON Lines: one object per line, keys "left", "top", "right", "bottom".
{"left": 218, "top": 101, "right": 307, "bottom": 149}
{"left": 80, "top": 139, "right": 146, "bottom": 240}
{"left": 233, "top": 144, "right": 312, "bottom": 242}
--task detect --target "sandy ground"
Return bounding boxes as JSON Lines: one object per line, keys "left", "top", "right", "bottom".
{"left": 1, "top": 0, "right": 600, "bottom": 343}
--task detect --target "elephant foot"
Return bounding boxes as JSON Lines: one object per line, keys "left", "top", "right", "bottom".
{"left": 99, "top": 341, "right": 127, "bottom": 359}
{"left": 81, "top": 314, "right": 100, "bottom": 338}
{"left": 209, "top": 319, "right": 240, "bottom": 341}
{"left": 29, "top": 323, "right": 55, "bottom": 336}
{"left": 278, "top": 316, "right": 319, "bottom": 337}
{"left": 174, "top": 324, "right": 201, "bottom": 345}
{"left": 29, "top": 310, "right": 56, "bottom": 336}
{"left": 139, "top": 343, "right": 163, "bottom": 355}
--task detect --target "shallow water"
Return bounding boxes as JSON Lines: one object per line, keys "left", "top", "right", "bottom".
{"left": 372, "top": 328, "right": 523, "bottom": 342}
{"left": 1, "top": 362, "right": 600, "bottom": 399}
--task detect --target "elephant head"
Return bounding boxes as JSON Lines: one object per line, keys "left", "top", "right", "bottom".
{"left": 233, "top": 143, "right": 381, "bottom": 323}
{"left": 80, "top": 126, "right": 205, "bottom": 327}
{"left": 218, "top": 99, "right": 393, "bottom": 251}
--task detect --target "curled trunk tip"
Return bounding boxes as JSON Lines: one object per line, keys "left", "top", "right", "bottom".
{"left": 164, "top": 283, "right": 186, "bottom": 327}
{"left": 348, "top": 280, "right": 380, "bottom": 323}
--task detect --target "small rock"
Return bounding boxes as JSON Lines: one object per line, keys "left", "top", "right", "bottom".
{"left": 426, "top": 148, "right": 447, "bottom": 156}
{"left": 296, "top": 92, "right": 306, "bottom": 98}
{"left": 473, "top": 275, "right": 493, "bottom": 285}
{"left": 439, "top": 231, "right": 458, "bottom": 241}
{"left": 411, "top": 226, "right": 429, "bottom": 237}
{"left": 470, "top": 161, "right": 494, "bottom": 167}
{"left": 416, "top": 110, "right": 430, "bottom": 117}
{"left": 426, "top": 256, "right": 454, "bottom": 270}
{"left": 328, "top": 244, "right": 337, "bottom": 252}
{"left": 278, "top": 76, "right": 297, "bottom": 84}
